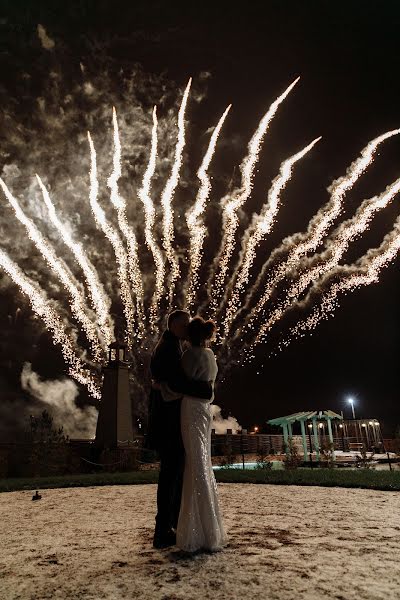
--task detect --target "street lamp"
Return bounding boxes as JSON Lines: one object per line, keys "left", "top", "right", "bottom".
{"left": 307, "top": 423, "right": 313, "bottom": 466}
{"left": 348, "top": 397, "right": 356, "bottom": 419}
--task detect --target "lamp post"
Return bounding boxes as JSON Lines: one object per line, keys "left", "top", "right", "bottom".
{"left": 348, "top": 397, "right": 356, "bottom": 419}
{"left": 339, "top": 423, "right": 345, "bottom": 451}
{"left": 308, "top": 423, "right": 313, "bottom": 467}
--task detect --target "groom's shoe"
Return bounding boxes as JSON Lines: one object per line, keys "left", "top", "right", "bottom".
{"left": 153, "top": 529, "right": 176, "bottom": 549}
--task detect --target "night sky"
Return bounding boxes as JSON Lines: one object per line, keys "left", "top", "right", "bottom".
{"left": 1, "top": 1, "right": 399, "bottom": 436}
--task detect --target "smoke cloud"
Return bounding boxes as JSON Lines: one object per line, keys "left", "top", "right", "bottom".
{"left": 20, "top": 363, "right": 98, "bottom": 438}
{"left": 211, "top": 404, "right": 241, "bottom": 434}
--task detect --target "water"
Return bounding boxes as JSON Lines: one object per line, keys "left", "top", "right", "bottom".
{"left": 213, "top": 461, "right": 284, "bottom": 471}
{"left": 212, "top": 460, "right": 399, "bottom": 471}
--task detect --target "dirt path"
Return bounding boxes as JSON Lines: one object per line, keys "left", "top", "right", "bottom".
{"left": 1, "top": 483, "right": 399, "bottom": 599}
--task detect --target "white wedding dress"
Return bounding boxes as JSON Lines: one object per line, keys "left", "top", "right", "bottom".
{"left": 176, "top": 346, "right": 228, "bottom": 553}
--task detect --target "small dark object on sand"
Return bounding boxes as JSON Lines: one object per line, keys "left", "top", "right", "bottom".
{"left": 32, "top": 491, "right": 42, "bottom": 501}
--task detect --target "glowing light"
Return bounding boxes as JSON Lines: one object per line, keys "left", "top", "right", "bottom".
{"left": 280, "top": 213, "right": 400, "bottom": 363}
{"left": 0, "top": 177, "right": 104, "bottom": 363}
{"left": 209, "top": 77, "right": 300, "bottom": 316}
{"left": 221, "top": 136, "right": 321, "bottom": 339}
{"left": 0, "top": 249, "right": 101, "bottom": 398}
{"left": 87, "top": 131, "right": 135, "bottom": 349}
{"left": 244, "top": 129, "right": 400, "bottom": 337}
{"left": 186, "top": 104, "right": 232, "bottom": 310}
{"left": 161, "top": 78, "right": 192, "bottom": 305}
{"left": 36, "top": 174, "right": 113, "bottom": 348}
{"left": 253, "top": 171, "right": 400, "bottom": 346}
{"left": 137, "top": 105, "right": 165, "bottom": 328}
{"left": 108, "top": 107, "right": 144, "bottom": 338}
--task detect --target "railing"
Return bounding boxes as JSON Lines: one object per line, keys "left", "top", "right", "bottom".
{"left": 209, "top": 433, "right": 390, "bottom": 456}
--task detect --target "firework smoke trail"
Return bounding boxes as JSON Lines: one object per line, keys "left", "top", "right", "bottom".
{"left": 0, "top": 250, "right": 101, "bottom": 398}
{"left": 239, "top": 128, "right": 400, "bottom": 339}
{"left": 252, "top": 174, "right": 400, "bottom": 346}
{"left": 36, "top": 175, "right": 113, "bottom": 348}
{"left": 0, "top": 178, "right": 104, "bottom": 363}
{"left": 185, "top": 104, "right": 232, "bottom": 310}
{"left": 277, "top": 214, "right": 400, "bottom": 356}
{"left": 137, "top": 106, "right": 165, "bottom": 328}
{"left": 108, "top": 107, "right": 145, "bottom": 338}
{"left": 87, "top": 131, "right": 135, "bottom": 349}
{"left": 161, "top": 78, "right": 192, "bottom": 305}
{"left": 221, "top": 136, "right": 321, "bottom": 339}
{"left": 207, "top": 77, "right": 300, "bottom": 317}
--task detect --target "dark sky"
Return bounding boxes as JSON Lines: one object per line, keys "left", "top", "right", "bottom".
{"left": 1, "top": 1, "right": 399, "bottom": 435}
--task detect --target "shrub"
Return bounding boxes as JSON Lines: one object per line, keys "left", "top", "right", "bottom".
{"left": 354, "top": 446, "right": 375, "bottom": 469}
{"left": 26, "top": 410, "right": 70, "bottom": 477}
{"left": 283, "top": 438, "right": 301, "bottom": 470}
{"left": 320, "top": 441, "right": 336, "bottom": 468}
{"left": 256, "top": 443, "right": 273, "bottom": 470}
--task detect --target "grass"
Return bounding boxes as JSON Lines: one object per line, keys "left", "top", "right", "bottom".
{"left": 0, "top": 470, "right": 159, "bottom": 493}
{"left": 1, "top": 467, "right": 400, "bottom": 493}
{"left": 215, "top": 467, "right": 400, "bottom": 490}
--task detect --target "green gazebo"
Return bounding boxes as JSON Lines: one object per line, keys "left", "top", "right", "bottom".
{"left": 267, "top": 410, "right": 343, "bottom": 461}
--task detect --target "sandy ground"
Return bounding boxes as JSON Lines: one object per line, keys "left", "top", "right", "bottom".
{"left": 1, "top": 484, "right": 400, "bottom": 600}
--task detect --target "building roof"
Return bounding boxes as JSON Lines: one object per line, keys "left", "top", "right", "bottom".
{"left": 268, "top": 410, "right": 343, "bottom": 426}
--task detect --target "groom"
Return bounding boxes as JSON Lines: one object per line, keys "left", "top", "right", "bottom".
{"left": 147, "top": 309, "right": 213, "bottom": 549}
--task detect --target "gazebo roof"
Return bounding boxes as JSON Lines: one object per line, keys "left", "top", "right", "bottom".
{"left": 268, "top": 410, "right": 343, "bottom": 426}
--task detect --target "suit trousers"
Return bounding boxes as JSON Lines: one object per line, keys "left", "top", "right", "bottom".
{"left": 154, "top": 405, "right": 185, "bottom": 535}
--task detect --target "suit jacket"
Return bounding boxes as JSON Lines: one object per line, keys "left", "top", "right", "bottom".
{"left": 146, "top": 329, "right": 213, "bottom": 451}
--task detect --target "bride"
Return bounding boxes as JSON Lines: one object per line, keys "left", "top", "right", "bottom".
{"left": 161, "top": 315, "right": 228, "bottom": 553}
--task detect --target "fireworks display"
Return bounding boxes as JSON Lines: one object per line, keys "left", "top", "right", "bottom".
{"left": 1, "top": 78, "right": 400, "bottom": 400}
{"left": 160, "top": 78, "right": 192, "bottom": 306}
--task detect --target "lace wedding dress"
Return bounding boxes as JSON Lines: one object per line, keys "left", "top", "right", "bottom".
{"left": 176, "top": 346, "right": 228, "bottom": 553}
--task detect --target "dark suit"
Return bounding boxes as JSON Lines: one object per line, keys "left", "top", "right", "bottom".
{"left": 147, "top": 329, "right": 212, "bottom": 536}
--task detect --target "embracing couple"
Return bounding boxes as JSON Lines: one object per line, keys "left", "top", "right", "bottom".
{"left": 146, "top": 310, "right": 228, "bottom": 553}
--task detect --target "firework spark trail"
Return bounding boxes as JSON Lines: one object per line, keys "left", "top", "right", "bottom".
{"left": 185, "top": 104, "right": 232, "bottom": 310}
{"left": 221, "top": 136, "right": 321, "bottom": 339}
{"left": 277, "top": 214, "right": 400, "bottom": 356}
{"left": 137, "top": 106, "right": 165, "bottom": 328}
{"left": 36, "top": 175, "right": 113, "bottom": 348}
{"left": 161, "top": 78, "right": 192, "bottom": 305}
{"left": 0, "top": 178, "right": 104, "bottom": 363}
{"left": 108, "top": 107, "right": 145, "bottom": 338}
{"left": 87, "top": 131, "right": 135, "bottom": 349}
{"left": 0, "top": 249, "right": 101, "bottom": 398}
{"left": 207, "top": 77, "right": 300, "bottom": 317}
{"left": 253, "top": 174, "right": 400, "bottom": 345}
{"left": 239, "top": 128, "right": 400, "bottom": 339}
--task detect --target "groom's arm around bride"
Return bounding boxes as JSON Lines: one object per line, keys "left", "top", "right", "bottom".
{"left": 145, "top": 312, "right": 212, "bottom": 451}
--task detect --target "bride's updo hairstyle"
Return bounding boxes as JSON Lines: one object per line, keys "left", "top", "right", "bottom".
{"left": 187, "top": 316, "right": 216, "bottom": 347}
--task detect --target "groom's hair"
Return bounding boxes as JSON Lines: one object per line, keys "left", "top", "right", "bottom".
{"left": 167, "top": 309, "right": 190, "bottom": 329}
